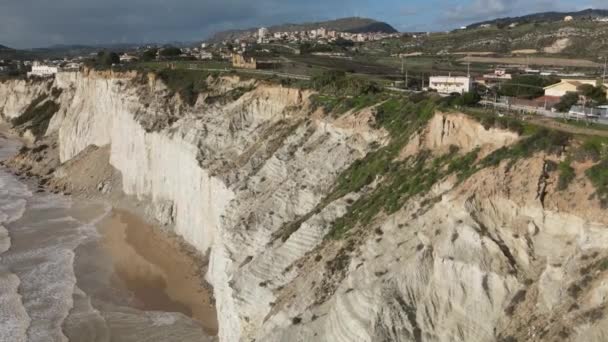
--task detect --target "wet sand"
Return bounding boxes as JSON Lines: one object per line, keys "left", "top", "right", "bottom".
{"left": 97, "top": 209, "right": 218, "bottom": 336}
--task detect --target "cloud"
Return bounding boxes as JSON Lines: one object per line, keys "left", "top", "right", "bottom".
{"left": 0, "top": 0, "right": 370, "bottom": 48}
{"left": 442, "top": 0, "right": 575, "bottom": 25}
{"left": 399, "top": 8, "right": 420, "bottom": 17}
{"left": 0, "top": 0, "right": 595, "bottom": 48}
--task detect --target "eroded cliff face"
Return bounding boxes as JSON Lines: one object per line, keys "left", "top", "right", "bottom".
{"left": 2, "top": 71, "right": 608, "bottom": 342}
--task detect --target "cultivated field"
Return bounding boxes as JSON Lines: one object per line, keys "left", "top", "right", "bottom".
{"left": 459, "top": 56, "right": 601, "bottom": 67}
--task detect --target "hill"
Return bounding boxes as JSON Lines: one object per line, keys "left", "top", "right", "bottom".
{"left": 0, "top": 44, "right": 13, "bottom": 51}
{"left": 361, "top": 15, "right": 608, "bottom": 63}
{"left": 209, "top": 17, "right": 397, "bottom": 42}
{"left": 469, "top": 8, "right": 608, "bottom": 28}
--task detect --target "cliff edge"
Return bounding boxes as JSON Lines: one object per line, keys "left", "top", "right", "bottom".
{"left": 2, "top": 71, "right": 608, "bottom": 342}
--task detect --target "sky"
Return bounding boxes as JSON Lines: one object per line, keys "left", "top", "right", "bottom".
{"left": 0, "top": 0, "right": 604, "bottom": 49}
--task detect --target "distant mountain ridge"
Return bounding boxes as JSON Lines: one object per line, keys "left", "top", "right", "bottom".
{"left": 209, "top": 17, "right": 398, "bottom": 42}
{"left": 469, "top": 8, "right": 608, "bottom": 28}
{"left": 0, "top": 44, "right": 13, "bottom": 51}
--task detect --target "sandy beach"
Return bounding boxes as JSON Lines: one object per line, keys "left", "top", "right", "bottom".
{"left": 97, "top": 209, "right": 219, "bottom": 336}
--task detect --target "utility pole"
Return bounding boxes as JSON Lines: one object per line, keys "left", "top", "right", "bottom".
{"left": 603, "top": 56, "right": 607, "bottom": 85}
{"left": 401, "top": 56, "right": 408, "bottom": 89}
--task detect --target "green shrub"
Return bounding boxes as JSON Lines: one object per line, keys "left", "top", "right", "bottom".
{"left": 12, "top": 96, "right": 59, "bottom": 137}
{"left": 500, "top": 75, "right": 560, "bottom": 99}
{"left": 577, "top": 137, "right": 607, "bottom": 162}
{"left": 157, "top": 68, "right": 209, "bottom": 106}
{"left": 557, "top": 159, "right": 575, "bottom": 191}
{"left": 555, "top": 92, "right": 579, "bottom": 113}
{"left": 587, "top": 159, "right": 608, "bottom": 207}
{"left": 205, "top": 85, "right": 254, "bottom": 105}
{"left": 310, "top": 70, "right": 384, "bottom": 96}
{"left": 448, "top": 148, "right": 480, "bottom": 181}
{"left": 450, "top": 91, "right": 482, "bottom": 107}
{"left": 481, "top": 129, "right": 571, "bottom": 167}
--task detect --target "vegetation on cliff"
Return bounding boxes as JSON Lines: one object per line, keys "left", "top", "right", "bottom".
{"left": 156, "top": 68, "right": 211, "bottom": 106}
{"left": 11, "top": 94, "right": 59, "bottom": 138}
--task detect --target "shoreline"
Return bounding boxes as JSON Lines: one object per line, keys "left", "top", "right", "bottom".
{"left": 98, "top": 209, "right": 219, "bottom": 335}
{"left": 0, "top": 124, "right": 219, "bottom": 338}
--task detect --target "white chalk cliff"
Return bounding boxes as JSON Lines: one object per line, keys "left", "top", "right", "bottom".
{"left": 2, "top": 70, "right": 608, "bottom": 342}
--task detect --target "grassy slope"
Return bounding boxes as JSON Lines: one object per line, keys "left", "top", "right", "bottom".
{"left": 276, "top": 84, "right": 608, "bottom": 242}
{"left": 364, "top": 21, "right": 608, "bottom": 62}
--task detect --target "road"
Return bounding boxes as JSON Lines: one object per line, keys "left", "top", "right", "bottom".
{"left": 182, "top": 64, "right": 311, "bottom": 81}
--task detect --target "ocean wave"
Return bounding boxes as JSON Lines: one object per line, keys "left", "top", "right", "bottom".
{"left": 0, "top": 225, "right": 10, "bottom": 254}
{"left": 0, "top": 270, "right": 30, "bottom": 342}
{"left": 0, "top": 178, "right": 102, "bottom": 342}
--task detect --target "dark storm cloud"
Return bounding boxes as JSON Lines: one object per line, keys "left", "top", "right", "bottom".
{"left": 0, "top": 0, "right": 364, "bottom": 48}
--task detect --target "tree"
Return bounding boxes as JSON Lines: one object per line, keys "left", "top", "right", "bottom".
{"left": 500, "top": 75, "right": 560, "bottom": 99}
{"left": 141, "top": 49, "right": 158, "bottom": 62}
{"left": 577, "top": 84, "right": 607, "bottom": 105}
{"left": 311, "top": 70, "right": 346, "bottom": 91}
{"left": 97, "top": 51, "right": 120, "bottom": 67}
{"left": 461, "top": 91, "right": 482, "bottom": 106}
{"left": 333, "top": 38, "right": 354, "bottom": 48}
{"left": 554, "top": 92, "right": 579, "bottom": 112}
{"left": 496, "top": 22, "right": 509, "bottom": 29}
{"left": 451, "top": 91, "right": 481, "bottom": 107}
{"left": 159, "top": 46, "right": 182, "bottom": 57}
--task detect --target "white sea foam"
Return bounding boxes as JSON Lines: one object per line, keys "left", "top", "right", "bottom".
{"left": 0, "top": 134, "right": 95, "bottom": 342}
{"left": 0, "top": 136, "right": 208, "bottom": 342}
{"left": 3, "top": 193, "right": 95, "bottom": 342}
{"left": 0, "top": 270, "right": 30, "bottom": 342}
{"left": 0, "top": 139, "right": 34, "bottom": 341}
{"left": 0, "top": 225, "right": 10, "bottom": 254}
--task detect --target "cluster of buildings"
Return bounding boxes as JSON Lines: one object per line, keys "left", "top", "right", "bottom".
{"left": 428, "top": 71, "right": 608, "bottom": 121}
{"left": 27, "top": 62, "right": 60, "bottom": 77}
{"left": 427, "top": 69, "right": 513, "bottom": 94}
{"left": 22, "top": 59, "right": 83, "bottom": 78}
{"left": 252, "top": 27, "right": 400, "bottom": 44}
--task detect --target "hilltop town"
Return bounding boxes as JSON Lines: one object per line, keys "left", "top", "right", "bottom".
{"left": 4, "top": 11, "right": 608, "bottom": 123}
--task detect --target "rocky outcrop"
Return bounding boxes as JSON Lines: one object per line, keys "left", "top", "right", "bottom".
{"left": 401, "top": 112, "right": 519, "bottom": 159}
{"left": 2, "top": 71, "right": 608, "bottom": 342}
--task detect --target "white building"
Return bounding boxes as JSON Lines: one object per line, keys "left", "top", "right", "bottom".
{"left": 258, "top": 27, "right": 269, "bottom": 39}
{"left": 63, "top": 62, "right": 82, "bottom": 71}
{"left": 119, "top": 54, "right": 138, "bottom": 63}
{"left": 483, "top": 69, "right": 512, "bottom": 81}
{"left": 199, "top": 51, "right": 213, "bottom": 60}
{"left": 27, "top": 62, "right": 59, "bottom": 77}
{"left": 429, "top": 76, "right": 473, "bottom": 94}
